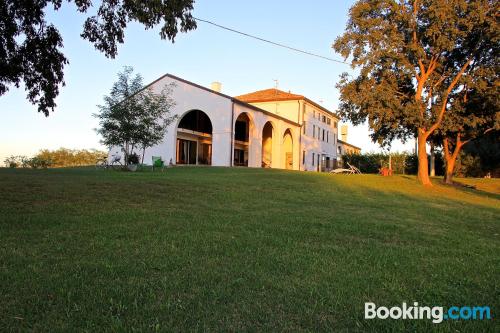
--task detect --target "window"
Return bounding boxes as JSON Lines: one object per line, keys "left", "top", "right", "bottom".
{"left": 334, "top": 121, "right": 338, "bottom": 129}
{"left": 327, "top": 118, "right": 331, "bottom": 125}
{"left": 327, "top": 131, "right": 329, "bottom": 143}
{"left": 322, "top": 129, "right": 325, "bottom": 141}
{"left": 322, "top": 115, "right": 326, "bottom": 123}
{"left": 302, "top": 150, "right": 306, "bottom": 164}
{"left": 312, "top": 153, "right": 315, "bottom": 166}
{"left": 303, "top": 121, "right": 306, "bottom": 135}
{"left": 313, "top": 125, "right": 316, "bottom": 138}
{"left": 318, "top": 127, "right": 320, "bottom": 139}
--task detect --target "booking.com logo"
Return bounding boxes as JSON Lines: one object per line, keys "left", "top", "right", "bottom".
{"left": 365, "top": 302, "right": 492, "bottom": 324}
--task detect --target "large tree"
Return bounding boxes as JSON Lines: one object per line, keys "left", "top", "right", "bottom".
{"left": 333, "top": 0, "right": 498, "bottom": 185}
{"left": 0, "top": 0, "right": 196, "bottom": 116}
{"left": 95, "top": 66, "right": 176, "bottom": 166}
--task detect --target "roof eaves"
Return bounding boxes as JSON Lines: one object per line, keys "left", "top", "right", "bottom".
{"left": 337, "top": 139, "right": 361, "bottom": 150}
{"left": 303, "top": 98, "right": 340, "bottom": 120}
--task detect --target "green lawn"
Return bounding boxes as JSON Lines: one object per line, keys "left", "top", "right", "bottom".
{"left": 0, "top": 167, "right": 498, "bottom": 332}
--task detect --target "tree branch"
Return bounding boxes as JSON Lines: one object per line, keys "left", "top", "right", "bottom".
{"left": 426, "top": 58, "right": 472, "bottom": 136}
{"left": 443, "top": 137, "right": 450, "bottom": 160}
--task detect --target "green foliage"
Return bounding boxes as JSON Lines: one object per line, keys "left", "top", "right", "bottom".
{"left": 334, "top": 0, "right": 498, "bottom": 184}
{"left": 463, "top": 132, "right": 500, "bottom": 177}
{"left": 455, "top": 152, "right": 482, "bottom": 178}
{"left": 3, "top": 155, "right": 30, "bottom": 168}
{"left": 35, "top": 148, "right": 107, "bottom": 168}
{"left": 95, "top": 66, "right": 176, "bottom": 165}
{"left": 3, "top": 149, "right": 106, "bottom": 168}
{"left": 0, "top": 0, "right": 196, "bottom": 116}
{"left": 4, "top": 156, "right": 19, "bottom": 168}
{"left": 342, "top": 152, "right": 443, "bottom": 175}
{"left": 404, "top": 153, "right": 419, "bottom": 175}
{"left": 127, "top": 153, "right": 140, "bottom": 165}
{"left": 342, "top": 153, "right": 387, "bottom": 174}
{"left": 334, "top": 0, "right": 498, "bottom": 144}
{"left": 26, "top": 156, "right": 52, "bottom": 169}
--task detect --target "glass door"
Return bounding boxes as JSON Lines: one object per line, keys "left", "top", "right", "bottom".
{"left": 176, "top": 139, "right": 197, "bottom": 165}
{"left": 198, "top": 143, "right": 212, "bottom": 165}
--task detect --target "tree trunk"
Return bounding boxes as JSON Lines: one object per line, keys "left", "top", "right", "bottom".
{"left": 141, "top": 147, "right": 146, "bottom": 165}
{"left": 417, "top": 130, "right": 431, "bottom": 185}
{"left": 444, "top": 157, "right": 456, "bottom": 184}
{"left": 443, "top": 135, "right": 465, "bottom": 185}
{"left": 124, "top": 141, "right": 129, "bottom": 166}
{"left": 430, "top": 142, "right": 435, "bottom": 177}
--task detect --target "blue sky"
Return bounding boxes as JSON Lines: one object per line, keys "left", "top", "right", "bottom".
{"left": 0, "top": 0, "right": 413, "bottom": 162}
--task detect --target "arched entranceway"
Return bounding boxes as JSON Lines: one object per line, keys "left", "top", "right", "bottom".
{"left": 234, "top": 113, "right": 252, "bottom": 166}
{"left": 283, "top": 128, "right": 293, "bottom": 170}
{"left": 176, "top": 110, "right": 212, "bottom": 165}
{"left": 262, "top": 121, "right": 274, "bottom": 168}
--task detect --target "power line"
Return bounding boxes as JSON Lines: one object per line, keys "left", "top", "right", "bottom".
{"left": 193, "top": 17, "right": 350, "bottom": 65}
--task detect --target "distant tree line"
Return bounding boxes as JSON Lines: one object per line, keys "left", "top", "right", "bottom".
{"left": 343, "top": 135, "right": 499, "bottom": 178}
{"left": 4, "top": 148, "right": 107, "bottom": 168}
{"left": 343, "top": 152, "right": 421, "bottom": 175}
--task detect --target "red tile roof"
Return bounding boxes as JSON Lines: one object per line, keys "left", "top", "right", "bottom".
{"left": 236, "top": 88, "right": 339, "bottom": 119}
{"left": 235, "top": 88, "right": 305, "bottom": 103}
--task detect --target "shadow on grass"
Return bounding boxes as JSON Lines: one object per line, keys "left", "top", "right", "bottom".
{"left": 439, "top": 180, "right": 500, "bottom": 201}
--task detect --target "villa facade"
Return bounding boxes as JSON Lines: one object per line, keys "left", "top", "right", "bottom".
{"left": 109, "top": 74, "right": 356, "bottom": 172}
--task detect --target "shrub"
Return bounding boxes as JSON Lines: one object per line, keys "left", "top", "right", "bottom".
{"left": 27, "top": 156, "right": 52, "bottom": 169}
{"left": 4, "top": 156, "right": 19, "bottom": 168}
{"left": 455, "top": 152, "right": 482, "bottom": 177}
{"left": 342, "top": 152, "right": 443, "bottom": 175}
{"left": 34, "top": 148, "right": 108, "bottom": 167}
{"left": 343, "top": 153, "right": 387, "bottom": 173}
{"left": 128, "top": 153, "right": 140, "bottom": 165}
{"left": 20, "top": 156, "right": 30, "bottom": 168}
{"left": 4, "top": 149, "right": 106, "bottom": 169}
{"left": 3, "top": 155, "right": 30, "bottom": 168}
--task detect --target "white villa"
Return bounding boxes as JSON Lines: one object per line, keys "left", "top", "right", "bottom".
{"left": 109, "top": 74, "right": 360, "bottom": 172}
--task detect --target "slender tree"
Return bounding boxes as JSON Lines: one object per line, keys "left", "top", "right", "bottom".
{"left": 136, "top": 84, "right": 177, "bottom": 164}
{"left": 333, "top": 0, "right": 498, "bottom": 185}
{"left": 0, "top": 0, "right": 196, "bottom": 116}
{"left": 95, "top": 66, "right": 143, "bottom": 165}
{"left": 95, "top": 66, "right": 176, "bottom": 166}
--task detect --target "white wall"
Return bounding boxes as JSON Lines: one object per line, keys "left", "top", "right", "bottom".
{"left": 246, "top": 100, "right": 339, "bottom": 171}
{"left": 233, "top": 103, "right": 300, "bottom": 170}
{"left": 249, "top": 100, "right": 301, "bottom": 123}
{"left": 300, "top": 102, "right": 338, "bottom": 171}
{"left": 126, "top": 76, "right": 234, "bottom": 166}
{"left": 108, "top": 76, "right": 303, "bottom": 170}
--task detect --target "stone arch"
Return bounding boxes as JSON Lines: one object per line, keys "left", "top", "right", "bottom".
{"left": 261, "top": 121, "right": 276, "bottom": 168}
{"left": 175, "top": 110, "right": 213, "bottom": 165}
{"left": 282, "top": 128, "right": 294, "bottom": 170}
{"left": 233, "top": 112, "right": 256, "bottom": 167}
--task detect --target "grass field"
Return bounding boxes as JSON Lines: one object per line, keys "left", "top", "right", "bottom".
{"left": 0, "top": 167, "right": 498, "bottom": 332}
